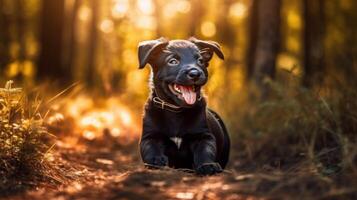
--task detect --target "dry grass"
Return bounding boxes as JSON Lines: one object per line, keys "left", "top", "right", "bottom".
{"left": 0, "top": 80, "right": 58, "bottom": 193}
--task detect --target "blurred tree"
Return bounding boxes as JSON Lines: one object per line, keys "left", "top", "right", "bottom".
{"left": 188, "top": 0, "right": 205, "bottom": 36}
{"left": 86, "top": 0, "right": 100, "bottom": 88}
{"left": 0, "top": 0, "right": 11, "bottom": 72}
{"left": 328, "top": 0, "right": 357, "bottom": 84}
{"left": 217, "top": 0, "right": 236, "bottom": 70}
{"left": 63, "top": 0, "right": 81, "bottom": 78}
{"left": 247, "top": 0, "right": 281, "bottom": 95}
{"left": 37, "top": 0, "right": 68, "bottom": 83}
{"left": 15, "top": 0, "right": 25, "bottom": 81}
{"left": 246, "top": 0, "right": 258, "bottom": 80}
{"left": 302, "top": 0, "right": 325, "bottom": 88}
{"left": 153, "top": 0, "right": 163, "bottom": 37}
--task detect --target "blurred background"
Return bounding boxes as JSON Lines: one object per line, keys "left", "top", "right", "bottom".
{"left": 1, "top": 1, "right": 357, "bottom": 197}
{"left": 0, "top": 0, "right": 356, "bottom": 137}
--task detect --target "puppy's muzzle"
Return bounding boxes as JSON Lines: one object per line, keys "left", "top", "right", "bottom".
{"left": 187, "top": 68, "right": 202, "bottom": 82}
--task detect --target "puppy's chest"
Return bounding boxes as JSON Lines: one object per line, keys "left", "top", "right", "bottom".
{"left": 164, "top": 119, "right": 186, "bottom": 149}
{"left": 154, "top": 112, "right": 206, "bottom": 137}
{"left": 161, "top": 116, "right": 185, "bottom": 137}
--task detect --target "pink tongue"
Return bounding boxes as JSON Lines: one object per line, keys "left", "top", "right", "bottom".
{"left": 178, "top": 85, "right": 196, "bottom": 105}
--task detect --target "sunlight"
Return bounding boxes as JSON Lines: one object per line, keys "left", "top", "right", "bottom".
{"left": 45, "top": 153, "right": 55, "bottom": 162}
{"left": 163, "top": 0, "right": 191, "bottom": 19}
{"left": 67, "top": 97, "right": 93, "bottom": 118}
{"left": 5, "top": 60, "right": 35, "bottom": 78}
{"left": 112, "top": 0, "right": 129, "bottom": 19}
{"left": 47, "top": 113, "right": 65, "bottom": 125}
{"left": 83, "top": 130, "right": 96, "bottom": 140}
{"left": 26, "top": 36, "right": 38, "bottom": 57}
{"left": 135, "top": 16, "right": 156, "bottom": 30}
{"left": 111, "top": 127, "right": 121, "bottom": 137}
{"left": 78, "top": 6, "right": 91, "bottom": 21}
{"left": 286, "top": 35, "right": 300, "bottom": 52}
{"left": 229, "top": 2, "right": 247, "bottom": 19}
{"left": 100, "top": 112, "right": 115, "bottom": 124}
{"left": 176, "top": 192, "right": 194, "bottom": 199}
{"left": 177, "top": 0, "right": 191, "bottom": 13}
{"left": 2, "top": 0, "right": 356, "bottom": 198}
{"left": 287, "top": 10, "right": 301, "bottom": 29}
{"left": 163, "top": 3, "right": 177, "bottom": 19}
{"left": 80, "top": 114, "right": 102, "bottom": 129}
{"left": 126, "top": 70, "right": 148, "bottom": 97}
{"left": 59, "top": 96, "right": 139, "bottom": 140}
{"left": 201, "top": 21, "right": 216, "bottom": 37}
{"left": 99, "top": 19, "right": 114, "bottom": 33}
{"left": 69, "top": 182, "right": 83, "bottom": 193}
{"left": 5, "top": 61, "right": 20, "bottom": 77}
{"left": 22, "top": 60, "right": 35, "bottom": 77}
{"left": 137, "top": 0, "right": 154, "bottom": 15}
{"left": 277, "top": 53, "right": 301, "bottom": 75}
{"left": 119, "top": 110, "right": 131, "bottom": 126}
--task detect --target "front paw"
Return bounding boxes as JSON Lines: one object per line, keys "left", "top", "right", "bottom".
{"left": 196, "top": 163, "right": 222, "bottom": 175}
{"left": 145, "top": 155, "right": 168, "bottom": 169}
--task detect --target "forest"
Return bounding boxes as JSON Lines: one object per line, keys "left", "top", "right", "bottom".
{"left": 0, "top": 0, "right": 357, "bottom": 199}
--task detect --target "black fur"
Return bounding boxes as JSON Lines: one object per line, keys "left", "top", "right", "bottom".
{"left": 138, "top": 38, "right": 230, "bottom": 175}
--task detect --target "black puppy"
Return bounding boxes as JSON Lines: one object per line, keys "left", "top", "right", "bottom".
{"left": 138, "top": 37, "right": 230, "bottom": 175}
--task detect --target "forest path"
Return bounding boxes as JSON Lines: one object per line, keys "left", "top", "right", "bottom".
{"left": 3, "top": 135, "right": 331, "bottom": 200}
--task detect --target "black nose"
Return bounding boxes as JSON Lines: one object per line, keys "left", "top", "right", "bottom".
{"left": 187, "top": 68, "right": 201, "bottom": 81}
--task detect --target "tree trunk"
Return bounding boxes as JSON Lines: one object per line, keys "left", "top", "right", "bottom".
{"left": 302, "top": 0, "right": 325, "bottom": 88}
{"left": 15, "top": 0, "right": 25, "bottom": 62}
{"left": 86, "top": 0, "right": 99, "bottom": 88}
{"left": 15, "top": 0, "right": 25, "bottom": 81}
{"left": 246, "top": 0, "right": 259, "bottom": 80}
{"left": 0, "top": 0, "right": 11, "bottom": 72}
{"left": 251, "top": 0, "right": 281, "bottom": 95}
{"left": 37, "top": 0, "right": 66, "bottom": 83}
{"left": 217, "top": 0, "right": 235, "bottom": 69}
{"left": 63, "top": 0, "right": 81, "bottom": 81}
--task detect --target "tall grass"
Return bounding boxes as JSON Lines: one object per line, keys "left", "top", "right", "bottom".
{"left": 0, "top": 80, "right": 54, "bottom": 191}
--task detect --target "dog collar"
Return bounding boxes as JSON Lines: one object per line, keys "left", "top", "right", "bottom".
{"left": 152, "top": 95, "right": 203, "bottom": 113}
{"left": 152, "top": 96, "right": 183, "bottom": 113}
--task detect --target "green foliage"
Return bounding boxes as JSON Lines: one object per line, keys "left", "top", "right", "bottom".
{"left": 0, "top": 80, "right": 52, "bottom": 183}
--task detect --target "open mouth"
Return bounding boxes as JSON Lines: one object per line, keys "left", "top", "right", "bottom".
{"left": 168, "top": 83, "right": 197, "bottom": 105}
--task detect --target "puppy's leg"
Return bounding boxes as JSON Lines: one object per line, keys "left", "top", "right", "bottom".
{"left": 190, "top": 133, "right": 222, "bottom": 175}
{"left": 140, "top": 136, "right": 168, "bottom": 168}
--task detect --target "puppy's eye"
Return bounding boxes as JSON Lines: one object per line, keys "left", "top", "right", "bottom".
{"left": 168, "top": 58, "right": 179, "bottom": 66}
{"left": 197, "top": 58, "right": 204, "bottom": 65}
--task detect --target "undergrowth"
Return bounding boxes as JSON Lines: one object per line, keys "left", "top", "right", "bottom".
{"left": 229, "top": 76, "right": 357, "bottom": 198}
{"left": 0, "top": 81, "right": 56, "bottom": 193}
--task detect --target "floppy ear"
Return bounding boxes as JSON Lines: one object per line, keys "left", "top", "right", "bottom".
{"left": 138, "top": 37, "right": 169, "bottom": 69}
{"left": 189, "top": 37, "right": 225, "bottom": 61}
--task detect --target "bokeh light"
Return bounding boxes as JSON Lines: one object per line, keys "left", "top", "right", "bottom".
{"left": 99, "top": 19, "right": 114, "bottom": 33}
{"left": 201, "top": 21, "right": 216, "bottom": 37}
{"left": 137, "top": 0, "right": 154, "bottom": 15}
{"left": 287, "top": 10, "right": 301, "bottom": 29}
{"left": 112, "top": 0, "right": 129, "bottom": 19}
{"left": 78, "top": 6, "right": 91, "bottom": 21}
{"left": 229, "top": 2, "right": 247, "bottom": 19}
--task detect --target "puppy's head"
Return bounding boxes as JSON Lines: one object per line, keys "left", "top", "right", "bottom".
{"left": 138, "top": 37, "right": 224, "bottom": 107}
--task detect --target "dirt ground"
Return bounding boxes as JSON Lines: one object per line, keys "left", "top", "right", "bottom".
{"left": 1, "top": 131, "right": 356, "bottom": 200}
